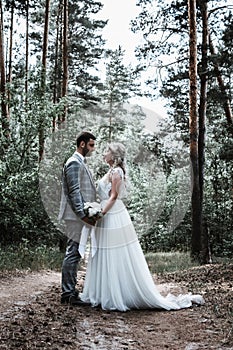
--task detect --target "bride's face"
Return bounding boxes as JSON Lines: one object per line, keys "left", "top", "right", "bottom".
{"left": 103, "top": 149, "right": 113, "bottom": 165}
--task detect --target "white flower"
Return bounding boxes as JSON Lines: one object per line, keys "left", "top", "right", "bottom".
{"left": 83, "top": 202, "right": 103, "bottom": 218}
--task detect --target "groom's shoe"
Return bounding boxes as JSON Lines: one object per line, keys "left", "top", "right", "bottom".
{"left": 61, "top": 295, "right": 90, "bottom": 306}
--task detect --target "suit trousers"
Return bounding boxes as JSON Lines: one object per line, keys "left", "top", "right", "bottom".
{"left": 61, "top": 220, "right": 82, "bottom": 298}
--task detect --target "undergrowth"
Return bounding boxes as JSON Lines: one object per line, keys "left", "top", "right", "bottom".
{"left": 0, "top": 239, "right": 64, "bottom": 271}
{"left": 1, "top": 240, "right": 230, "bottom": 274}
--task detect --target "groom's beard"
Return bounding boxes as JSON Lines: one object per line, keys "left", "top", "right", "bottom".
{"left": 83, "top": 148, "right": 93, "bottom": 157}
{"left": 85, "top": 151, "right": 93, "bottom": 157}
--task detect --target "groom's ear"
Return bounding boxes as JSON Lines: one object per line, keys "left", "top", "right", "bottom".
{"left": 80, "top": 141, "right": 85, "bottom": 149}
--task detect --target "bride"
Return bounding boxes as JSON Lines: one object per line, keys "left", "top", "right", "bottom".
{"left": 80, "top": 142, "right": 204, "bottom": 312}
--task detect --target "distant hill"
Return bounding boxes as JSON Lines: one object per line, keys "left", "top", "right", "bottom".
{"left": 141, "top": 105, "right": 165, "bottom": 133}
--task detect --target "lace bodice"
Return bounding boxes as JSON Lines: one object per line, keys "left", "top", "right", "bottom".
{"left": 97, "top": 167, "right": 127, "bottom": 201}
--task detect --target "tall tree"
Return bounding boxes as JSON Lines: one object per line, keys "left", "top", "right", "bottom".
{"left": 209, "top": 34, "right": 233, "bottom": 128}
{"left": 131, "top": 0, "right": 232, "bottom": 259}
{"left": 99, "top": 46, "right": 141, "bottom": 141}
{"left": 198, "top": 0, "right": 211, "bottom": 263}
{"left": 52, "top": 1, "right": 62, "bottom": 129}
{"left": 67, "top": 0, "right": 106, "bottom": 105}
{"left": 39, "top": 0, "right": 50, "bottom": 162}
{"left": 61, "top": 0, "right": 68, "bottom": 122}
{"left": 189, "top": 0, "right": 202, "bottom": 260}
{"left": 6, "top": 0, "right": 14, "bottom": 117}
{"left": 131, "top": 0, "right": 232, "bottom": 132}
{"left": 25, "top": 0, "right": 29, "bottom": 101}
{"left": 41, "top": 0, "right": 50, "bottom": 88}
{"left": 0, "top": 0, "right": 9, "bottom": 146}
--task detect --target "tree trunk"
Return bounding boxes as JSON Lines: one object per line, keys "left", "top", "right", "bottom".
{"left": 0, "top": 0, "right": 9, "bottom": 146}
{"left": 188, "top": 0, "right": 202, "bottom": 261}
{"left": 52, "top": 2, "right": 62, "bottom": 130}
{"left": 61, "top": 0, "right": 68, "bottom": 123}
{"left": 39, "top": 0, "right": 50, "bottom": 162}
{"left": 25, "top": 0, "right": 29, "bottom": 103}
{"left": 7, "top": 4, "right": 14, "bottom": 117}
{"left": 109, "top": 93, "right": 113, "bottom": 142}
{"left": 198, "top": 0, "right": 212, "bottom": 264}
{"left": 209, "top": 34, "right": 233, "bottom": 127}
{"left": 41, "top": 0, "right": 50, "bottom": 88}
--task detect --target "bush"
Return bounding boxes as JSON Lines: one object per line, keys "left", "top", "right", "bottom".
{"left": 0, "top": 169, "right": 61, "bottom": 246}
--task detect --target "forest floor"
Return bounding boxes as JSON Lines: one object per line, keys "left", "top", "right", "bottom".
{"left": 0, "top": 263, "right": 232, "bottom": 350}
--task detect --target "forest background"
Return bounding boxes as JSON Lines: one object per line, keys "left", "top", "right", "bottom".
{"left": 0, "top": 0, "right": 232, "bottom": 270}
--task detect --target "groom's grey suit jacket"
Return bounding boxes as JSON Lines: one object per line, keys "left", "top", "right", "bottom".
{"left": 58, "top": 152, "right": 96, "bottom": 233}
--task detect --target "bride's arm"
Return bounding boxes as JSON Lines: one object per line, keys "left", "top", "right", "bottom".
{"left": 101, "top": 171, "right": 121, "bottom": 215}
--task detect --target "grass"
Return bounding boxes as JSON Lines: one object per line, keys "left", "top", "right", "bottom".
{"left": 145, "top": 251, "right": 199, "bottom": 274}
{"left": 0, "top": 241, "right": 196, "bottom": 274}
{"left": 0, "top": 240, "right": 64, "bottom": 271}
{"left": 1, "top": 241, "right": 230, "bottom": 274}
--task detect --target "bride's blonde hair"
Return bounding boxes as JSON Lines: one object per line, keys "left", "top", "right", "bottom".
{"left": 108, "top": 142, "right": 126, "bottom": 175}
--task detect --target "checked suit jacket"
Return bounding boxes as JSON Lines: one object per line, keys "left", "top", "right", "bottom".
{"left": 58, "top": 152, "right": 97, "bottom": 233}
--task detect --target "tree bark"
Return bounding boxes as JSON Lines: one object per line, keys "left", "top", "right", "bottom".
{"left": 39, "top": 0, "right": 50, "bottom": 162}
{"left": 52, "top": 2, "right": 62, "bottom": 130}
{"left": 198, "top": 0, "right": 211, "bottom": 264}
{"left": 25, "top": 0, "right": 29, "bottom": 103}
{"left": 209, "top": 34, "right": 233, "bottom": 127}
{"left": 41, "top": 0, "right": 50, "bottom": 87}
{"left": 61, "top": 0, "right": 68, "bottom": 122}
{"left": 0, "top": 0, "right": 9, "bottom": 145}
{"left": 7, "top": 3, "right": 14, "bottom": 117}
{"left": 188, "top": 0, "right": 202, "bottom": 260}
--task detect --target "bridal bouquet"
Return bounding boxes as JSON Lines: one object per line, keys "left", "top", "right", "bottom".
{"left": 83, "top": 202, "right": 103, "bottom": 220}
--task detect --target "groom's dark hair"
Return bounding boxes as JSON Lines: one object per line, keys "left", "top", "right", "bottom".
{"left": 76, "top": 131, "right": 96, "bottom": 147}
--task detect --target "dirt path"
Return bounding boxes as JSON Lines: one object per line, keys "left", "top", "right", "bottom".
{"left": 0, "top": 266, "right": 232, "bottom": 350}
{"left": 0, "top": 270, "right": 60, "bottom": 309}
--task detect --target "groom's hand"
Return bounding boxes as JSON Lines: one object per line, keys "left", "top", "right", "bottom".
{"left": 82, "top": 216, "right": 97, "bottom": 226}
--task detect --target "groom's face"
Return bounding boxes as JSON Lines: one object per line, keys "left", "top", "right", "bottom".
{"left": 83, "top": 138, "right": 95, "bottom": 157}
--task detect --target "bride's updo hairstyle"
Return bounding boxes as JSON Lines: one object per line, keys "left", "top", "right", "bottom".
{"left": 108, "top": 142, "right": 126, "bottom": 175}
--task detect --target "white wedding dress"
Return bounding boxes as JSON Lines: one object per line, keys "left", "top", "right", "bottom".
{"left": 80, "top": 167, "right": 204, "bottom": 312}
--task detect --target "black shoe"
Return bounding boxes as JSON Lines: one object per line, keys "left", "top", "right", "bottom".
{"left": 61, "top": 295, "right": 90, "bottom": 306}
{"left": 74, "top": 290, "right": 79, "bottom": 298}
{"left": 60, "top": 290, "right": 79, "bottom": 304}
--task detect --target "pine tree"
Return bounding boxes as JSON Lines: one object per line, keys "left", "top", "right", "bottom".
{"left": 99, "top": 46, "right": 141, "bottom": 141}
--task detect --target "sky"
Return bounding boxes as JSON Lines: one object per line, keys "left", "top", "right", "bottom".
{"left": 97, "top": 0, "right": 141, "bottom": 62}
{"left": 96, "top": 0, "right": 168, "bottom": 127}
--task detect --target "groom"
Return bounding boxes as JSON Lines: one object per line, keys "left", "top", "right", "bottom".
{"left": 59, "top": 131, "right": 97, "bottom": 305}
